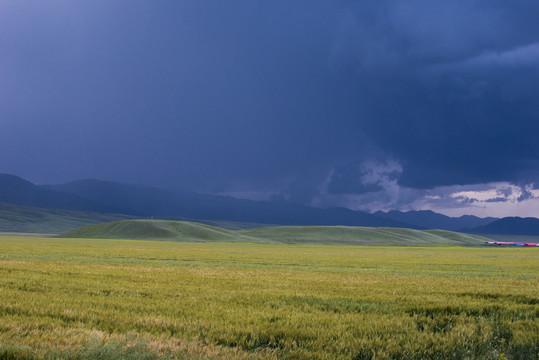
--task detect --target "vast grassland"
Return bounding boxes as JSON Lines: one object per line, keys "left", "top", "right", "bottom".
{"left": 0, "top": 236, "right": 537, "bottom": 359}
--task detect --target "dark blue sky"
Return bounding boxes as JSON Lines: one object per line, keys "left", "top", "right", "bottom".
{"left": 1, "top": 1, "right": 539, "bottom": 217}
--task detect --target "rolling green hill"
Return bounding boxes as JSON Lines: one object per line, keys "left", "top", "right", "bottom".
{"left": 240, "top": 226, "right": 491, "bottom": 246}
{"left": 60, "top": 220, "right": 491, "bottom": 246}
{"left": 0, "top": 201, "right": 268, "bottom": 234}
{"left": 60, "top": 220, "right": 262, "bottom": 242}
{"left": 0, "top": 202, "right": 135, "bottom": 234}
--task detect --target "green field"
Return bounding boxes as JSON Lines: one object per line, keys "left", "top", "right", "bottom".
{"left": 60, "top": 220, "right": 492, "bottom": 246}
{"left": 1, "top": 235, "right": 537, "bottom": 359}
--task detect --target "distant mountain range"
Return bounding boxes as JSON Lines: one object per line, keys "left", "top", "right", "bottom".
{"left": 1, "top": 173, "right": 537, "bottom": 235}
{"left": 374, "top": 210, "right": 497, "bottom": 232}
{"left": 1, "top": 174, "right": 414, "bottom": 229}
{"left": 463, "top": 217, "right": 539, "bottom": 236}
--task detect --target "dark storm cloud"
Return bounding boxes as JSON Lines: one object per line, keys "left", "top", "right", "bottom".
{"left": 1, "top": 1, "right": 538, "bottom": 211}
{"left": 326, "top": 159, "right": 401, "bottom": 195}
{"left": 327, "top": 0, "right": 539, "bottom": 189}
{"left": 484, "top": 197, "right": 508, "bottom": 203}
{"left": 0, "top": 1, "right": 342, "bottom": 190}
{"left": 517, "top": 184, "right": 537, "bottom": 202}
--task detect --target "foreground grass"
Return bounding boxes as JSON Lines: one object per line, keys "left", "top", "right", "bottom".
{"left": 0, "top": 236, "right": 537, "bottom": 359}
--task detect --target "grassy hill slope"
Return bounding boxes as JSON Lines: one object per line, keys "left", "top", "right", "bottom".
{"left": 61, "top": 220, "right": 491, "bottom": 246}
{"left": 0, "top": 202, "right": 135, "bottom": 234}
{"left": 60, "top": 220, "right": 262, "bottom": 242}
{"left": 240, "top": 226, "right": 490, "bottom": 246}
{"left": 423, "top": 230, "right": 495, "bottom": 247}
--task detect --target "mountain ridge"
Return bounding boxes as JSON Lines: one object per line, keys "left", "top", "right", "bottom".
{"left": 463, "top": 217, "right": 539, "bottom": 236}
{"left": 374, "top": 209, "right": 497, "bottom": 231}
{"left": 42, "top": 177, "right": 419, "bottom": 228}
{"left": 0, "top": 174, "right": 131, "bottom": 214}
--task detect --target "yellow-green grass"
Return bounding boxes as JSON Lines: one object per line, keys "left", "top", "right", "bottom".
{"left": 0, "top": 236, "right": 537, "bottom": 359}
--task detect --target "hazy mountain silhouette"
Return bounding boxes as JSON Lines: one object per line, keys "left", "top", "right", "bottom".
{"left": 9, "top": 173, "right": 521, "bottom": 230}
{"left": 463, "top": 217, "right": 539, "bottom": 235}
{"left": 0, "top": 174, "right": 129, "bottom": 214}
{"left": 44, "top": 178, "right": 418, "bottom": 228}
{"left": 374, "top": 210, "right": 497, "bottom": 231}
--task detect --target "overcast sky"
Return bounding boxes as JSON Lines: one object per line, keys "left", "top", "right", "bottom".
{"left": 1, "top": 1, "right": 539, "bottom": 217}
